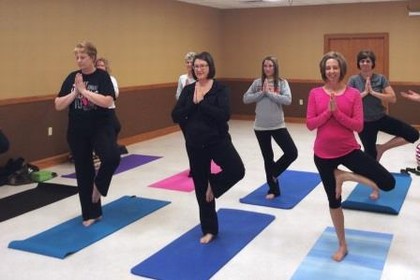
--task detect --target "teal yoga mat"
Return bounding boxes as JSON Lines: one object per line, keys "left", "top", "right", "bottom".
{"left": 239, "top": 170, "right": 321, "bottom": 209}
{"left": 8, "top": 196, "right": 170, "bottom": 259}
{"left": 131, "top": 208, "right": 275, "bottom": 280}
{"left": 342, "top": 172, "right": 412, "bottom": 215}
{"left": 291, "top": 227, "right": 393, "bottom": 280}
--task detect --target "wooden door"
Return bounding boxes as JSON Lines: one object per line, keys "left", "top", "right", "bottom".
{"left": 324, "top": 33, "right": 389, "bottom": 82}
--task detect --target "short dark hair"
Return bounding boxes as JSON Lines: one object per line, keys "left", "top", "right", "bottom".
{"left": 319, "top": 51, "right": 347, "bottom": 82}
{"left": 192, "top": 51, "right": 216, "bottom": 80}
{"left": 356, "top": 49, "right": 376, "bottom": 69}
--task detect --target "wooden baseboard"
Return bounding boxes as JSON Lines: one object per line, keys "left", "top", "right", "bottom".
{"left": 118, "top": 125, "right": 179, "bottom": 146}
{"left": 32, "top": 153, "right": 70, "bottom": 169}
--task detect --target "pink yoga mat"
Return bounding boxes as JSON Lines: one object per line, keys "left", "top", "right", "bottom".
{"left": 149, "top": 162, "right": 221, "bottom": 192}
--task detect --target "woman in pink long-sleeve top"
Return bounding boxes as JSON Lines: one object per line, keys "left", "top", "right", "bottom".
{"left": 306, "top": 51, "right": 395, "bottom": 262}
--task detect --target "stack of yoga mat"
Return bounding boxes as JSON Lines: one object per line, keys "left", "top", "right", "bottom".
{"left": 342, "top": 172, "right": 412, "bottom": 215}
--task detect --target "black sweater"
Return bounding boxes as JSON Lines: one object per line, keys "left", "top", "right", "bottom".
{"left": 171, "top": 80, "right": 231, "bottom": 148}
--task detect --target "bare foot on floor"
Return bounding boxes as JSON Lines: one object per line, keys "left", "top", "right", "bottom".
{"left": 265, "top": 193, "right": 276, "bottom": 200}
{"left": 332, "top": 245, "right": 348, "bottom": 262}
{"left": 206, "top": 184, "right": 214, "bottom": 202}
{"left": 200, "top": 233, "right": 215, "bottom": 244}
{"left": 92, "top": 184, "right": 101, "bottom": 203}
{"left": 82, "top": 216, "right": 102, "bottom": 227}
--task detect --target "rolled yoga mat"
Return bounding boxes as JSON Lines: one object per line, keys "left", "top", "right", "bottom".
{"left": 239, "top": 170, "right": 321, "bottom": 209}
{"left": 131, "top": 208, "right": 275, "bottom": 280}
{"left": 342, "top": 172, "right": 412, "bottom": 215}
{"left": 291, "top": 227, "right": 393, "bottom": 280}
{"left": 62, "top": 154, "right": 161, "bottom": 179}
{"left": 8, "top": 195, "right": 170, "bottom": 259}
{"left": 0, "top": 182, "right": 78, "bottom": 222}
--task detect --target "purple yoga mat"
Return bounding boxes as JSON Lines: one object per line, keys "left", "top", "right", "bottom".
{"left": 62, "top": 154, "right": 161, "bottom": 179}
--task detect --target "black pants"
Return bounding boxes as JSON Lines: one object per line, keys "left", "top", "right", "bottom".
{"left": 180, "top": 125, "right": 193, "bottom": 171}
{"left": 189, "top": 137, "right": 245, "bottom": 235}
{"left": 0, "top": 130, "right": 9, "bottom": 154}
{"left": 67, "top": 119, "right": 121, "bottom": 221}
{"left": 314, "top": 149, "right": 395, "bottom": 209}
{"left": 359, "top": 115, "right": 419, "bottom": 159}
{"left": 254, "top": 128, "right": 298, "bottom": 184}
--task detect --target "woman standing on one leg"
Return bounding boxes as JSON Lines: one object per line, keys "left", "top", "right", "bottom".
{"left": 243, "top": 56, "right": 297, "bottom": 199}
{"left": 55, "top": 41, "right": 121, "bottom": 227}
{"left": 348, "top": 50, "right": 419, "bottom": 161}
{"left": 172, "top": 51, "right": 245, "bottom": 244}
{"left": 307, "top": 51, "right": 395, "bottom": 262}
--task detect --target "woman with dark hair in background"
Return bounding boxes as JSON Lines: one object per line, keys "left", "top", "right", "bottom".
{"left": 348, "top": 49, "right": 419, "bottom": 161}
{"left": 172, "top": 51, "right": 245, "bottom": 244}
{"left": 243, "top": 56, "right": 297, "bottom": 199}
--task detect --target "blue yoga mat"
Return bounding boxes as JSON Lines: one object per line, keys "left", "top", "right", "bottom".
{"left": 8, "top": 196, "right": 170, "bottom": 259}
{"left": 62, "top": 154, "right": 161, "bottom": 179}
{"left": 291, "top": 227, "right": 393, "bottom": 280}
{"left": 131, "top": 208, "right": 275, "bottom": 280}
{"left": 239, "top": 170, "right": 321, "bottom": 209}
{"left": 342, "top": 172, "right": 412, "bottom": 215}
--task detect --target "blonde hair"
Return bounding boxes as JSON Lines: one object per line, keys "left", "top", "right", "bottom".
{"left": 73, "top": 41, "right": 97, "bottom": 61}
{"left": 96, "top": 57, "right": 111, "bottom": 73}
{"left": 184, "top": 51, "right": 196, "bottom": 62}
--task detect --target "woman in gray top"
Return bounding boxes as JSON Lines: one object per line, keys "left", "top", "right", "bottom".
{"left": 348, "top": 50, "right": 419, "bottom": 161}
{"left": 243, "top": 56, "right": 298, "bottom": 199}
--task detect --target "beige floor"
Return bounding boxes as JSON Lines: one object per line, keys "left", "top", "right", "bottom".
{"left": 0, "top": 120, "right": 419, "bottom": 280}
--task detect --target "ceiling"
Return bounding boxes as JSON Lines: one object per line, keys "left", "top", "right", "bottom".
{"left": 176, "top": 0, "right": 407, "bottom": 9}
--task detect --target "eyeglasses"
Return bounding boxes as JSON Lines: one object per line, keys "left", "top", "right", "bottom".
{"left": 194, "top": 64, "right": 208, "bottom": 70}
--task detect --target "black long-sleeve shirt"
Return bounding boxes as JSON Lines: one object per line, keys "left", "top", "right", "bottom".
{"left": 171, "top": 79, "right": 231, "bottom": 148}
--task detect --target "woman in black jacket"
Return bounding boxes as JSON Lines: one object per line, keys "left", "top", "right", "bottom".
{"left": 172, "top": 51, "right": 245, "bottom": 244}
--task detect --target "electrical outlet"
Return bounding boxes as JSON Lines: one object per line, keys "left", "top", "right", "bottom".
{"left": 299, "top": 99, "right": 303, "bottom": 105}
{"left": 48, "top": 127, "right": 53, "bottom": 136}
